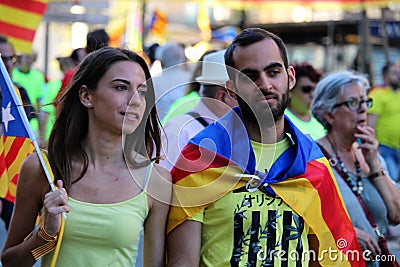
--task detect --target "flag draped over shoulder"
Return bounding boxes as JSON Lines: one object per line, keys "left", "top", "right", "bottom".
{"left": 168, "top": 108, "right": 364, "bottom": 266}
{"left": 0, "top": 61, "right": 34, "bottom": 202}
{"left": 0, "top": 0, "right": 48, "bottom": 54}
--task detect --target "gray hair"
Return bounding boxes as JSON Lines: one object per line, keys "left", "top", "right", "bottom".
{"left": 155, "top": 42, "right": 186, "bottom": 68}
{"left": 311, "top": 70, "right": 370, "bottom": 132}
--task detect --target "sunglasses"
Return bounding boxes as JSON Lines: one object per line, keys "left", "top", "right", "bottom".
{"left": 1, "top": 55, "right": 17, "bottom": 64}
{"left": 300, "top": 85, "right": 314, "bottom": 94}
{"left": 333, "top": 98, "right": 373, "bottom": 111}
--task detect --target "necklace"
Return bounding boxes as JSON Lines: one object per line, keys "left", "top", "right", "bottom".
{"left": 326, "top": 136, "right": 364, "bottom": 195}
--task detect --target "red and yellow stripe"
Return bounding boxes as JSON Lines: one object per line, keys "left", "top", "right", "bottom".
{"left": 0, "top": 0, "right": 48, "bottom": 53}
{"left": 150, "top": 10, "right": 168, "bottom": 37}
{"left": 168, "top": 144, "right": 362, "bottom": 265}
{"left": 0, "top": 136, "right": 34, "bottom": 202}
{"left": 272, "top": 157, "right": 362, "bottom": 266}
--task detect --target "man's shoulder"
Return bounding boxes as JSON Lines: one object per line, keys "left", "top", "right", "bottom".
{"left": 14, "top": 83, "right": 30, "bottom": 100}
{"left": 369, "top": 86, "right": 391, "bottom": 96}
{"left": 163, "top": 113, "right": 197, "bottom": 128}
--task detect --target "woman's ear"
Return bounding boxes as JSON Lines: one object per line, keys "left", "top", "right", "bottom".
{"left": 322, "top": 111, "right": 335, "bottom": 125}
{"left": 79, "top": 85, "right": 93, "bottom": 108}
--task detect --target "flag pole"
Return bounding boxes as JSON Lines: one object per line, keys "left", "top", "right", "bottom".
{"left": 0, "top": 57, "right": 67, "bottom": 220}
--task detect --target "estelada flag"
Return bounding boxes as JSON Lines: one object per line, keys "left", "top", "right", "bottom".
{"left": 0, "top": 58, "right": 34, "bottom": 202}
{"left": 148, "top": 9, "right": 168, "bottom": 38}
{"left": 0, "top": 0, "right": 48, "bottom": 54}
{"left": 168, "top": 107, "right": 364, "bottom": 266}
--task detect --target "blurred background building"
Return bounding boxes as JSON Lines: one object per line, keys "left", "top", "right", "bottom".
{"left": 4, "top": 0, "right": 400, "bottom": 85}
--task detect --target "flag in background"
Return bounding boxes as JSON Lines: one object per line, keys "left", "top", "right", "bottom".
{"left": 0, "top": 59, "right": 34, "bottom": 202}
{"left": 197, "top": 3, "right": 211, "bottom": 41}
{"left": 148, "top": 9, "right": 168, "bottom": 41}
{"left": 0, "top": 0, "right": 48, "bottom": 54}
{"left": 108, "top": 0, "right": 128, "bottom": 48}
{"left": 125, "top": 0, "right": 144, "bottom": 53}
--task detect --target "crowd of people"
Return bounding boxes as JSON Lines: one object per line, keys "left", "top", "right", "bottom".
{"left": 0, "top": 26, "right": 399, "bottom": 266}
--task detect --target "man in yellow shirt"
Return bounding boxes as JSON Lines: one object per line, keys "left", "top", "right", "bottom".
{"left": 368, "top": 62, "right": 400, "bottom": 182}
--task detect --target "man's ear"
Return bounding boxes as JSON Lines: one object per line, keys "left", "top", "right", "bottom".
{"left": 287, "top": 66, "right": 296, "bottom": 92}
{"left": 79, "top": 85, "right": 93, "bottom": 108}
{"left": 225, "top": 80, "right": 237, "bottom": 100}
{"left": 214, "top": 89, "right": 226, "bottom": 102}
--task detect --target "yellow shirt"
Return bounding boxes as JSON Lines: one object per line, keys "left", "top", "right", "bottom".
{"left": 190, "top": 137, "right": 312, "bottom": 266}
{"left": 368, "top": 88, "right": 400, "bottom": 149}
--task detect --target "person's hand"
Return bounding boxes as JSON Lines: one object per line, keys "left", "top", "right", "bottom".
{"left": 355, "top": 126, "right": 380, "bottom": 168}
{"left": 43, "top": 180, "right": 70, "bottom": 236}
{"left": 355, "top": 227, "right": 381, "bottom": 257}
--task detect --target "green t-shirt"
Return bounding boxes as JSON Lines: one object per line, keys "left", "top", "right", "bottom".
{"left": 368, "top": 88, "right": 400, "bottom": 149}
{"left": 12, "top": 68, "right": 45, "bottom": 133}
{"left": 161, "top": 91, "right": 200, "bottom": 125}
{"left": 284, "top": 109, "right": 326, "bottom": 140}
{"left": 12, "top": 67, "right": 45, "bottom": 106}
{"left": 41, "top": 79, "right": 61, "bottom": 140}
{"left": 190, "top": 137, "right": 312, "bottom": 266}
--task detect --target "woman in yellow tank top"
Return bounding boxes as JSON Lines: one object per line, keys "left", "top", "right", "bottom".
{"left": 1, "top": 47, "right": 172, "bottom": 267}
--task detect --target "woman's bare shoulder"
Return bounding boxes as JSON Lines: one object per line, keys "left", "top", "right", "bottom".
{"left": 146, "top": 162, "right": 172, "bottom": 205}
{"left": 152, "top": 162, "right": 172, "bottom": 183}
{"left": 19, "top": 152, "right": 49, "bottom": 193}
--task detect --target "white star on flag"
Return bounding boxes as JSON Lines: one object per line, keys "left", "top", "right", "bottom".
{"left": 2, "top": 102, "right": 15, "bottom": 133}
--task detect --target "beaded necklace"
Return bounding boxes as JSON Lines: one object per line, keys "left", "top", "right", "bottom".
{"left": 326, "top": 136, "right": 364, "bottom": 195}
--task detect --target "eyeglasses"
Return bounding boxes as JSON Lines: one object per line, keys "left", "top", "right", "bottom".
{"left": 333, "top": 98, "right": 373, "bottom": 111}
{"left": 300, "top": 85, "right": 314, "bottom": 94}
{"left": 1, "top": 55, "right": 17, "bottom": 64}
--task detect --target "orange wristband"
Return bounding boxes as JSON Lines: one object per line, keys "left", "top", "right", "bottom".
{"left": 37, "top": 223, "right": 58, "bottom": 242}
{"left": 30, "top": 218, "right": 59, "bottom": 260}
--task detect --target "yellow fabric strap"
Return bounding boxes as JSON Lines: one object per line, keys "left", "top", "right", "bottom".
{"left": 40, "top": 151, "right": 65, "bottom": 267}
{"left": 50, "top": 217, "right": 65, "bottom": 267}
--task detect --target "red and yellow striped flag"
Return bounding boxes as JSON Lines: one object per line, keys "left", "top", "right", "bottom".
{"left": 0, "top": 0, "right": 48, "bottom": 54}
{"left": 149, "top": 9, "right": 168, "bottom": 39}
{"left": 0, "top": 131, "right": 33, "bottom": 202}
{"left": 0, "top": 56, "right": 35, "bottom": 202}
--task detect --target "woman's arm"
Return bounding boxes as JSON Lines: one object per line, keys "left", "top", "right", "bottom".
{"left": 167, "top": 221, "right": 202, "bottom": 267}
{"left": 354, "top": 227, "right": 381, "bottom": 257}
{"left": 356, "top": 126, "right": 400, "bottom": 224}
{"left": 1, "top": 153, "right": 69, "bottom": 267}
{"left": 369, "top": 170, "right": 400, "bottom": 224}
{"left": 143, "top": 163, "right": 172, "bottom": 267}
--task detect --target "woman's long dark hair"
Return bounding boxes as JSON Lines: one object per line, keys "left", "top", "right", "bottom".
{"left": 48, "top": 47, "right": 161, "bottom": 192}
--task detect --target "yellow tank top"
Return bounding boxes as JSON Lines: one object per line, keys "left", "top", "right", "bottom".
{"left": 41, "top": 164, "right": 152, "bottom": 267}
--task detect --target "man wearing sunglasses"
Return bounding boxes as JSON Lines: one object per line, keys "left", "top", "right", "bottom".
{"left": 285, "top": 62, "right": 325, "bottom": 140}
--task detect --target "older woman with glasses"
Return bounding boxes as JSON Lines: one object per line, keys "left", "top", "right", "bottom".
{"left": 311, "top": 70, "right": 400, "bottom": 266}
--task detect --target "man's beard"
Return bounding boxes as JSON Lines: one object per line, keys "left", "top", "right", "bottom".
{"left": 237, "top": 85, "right": 290, "bottom": 128}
